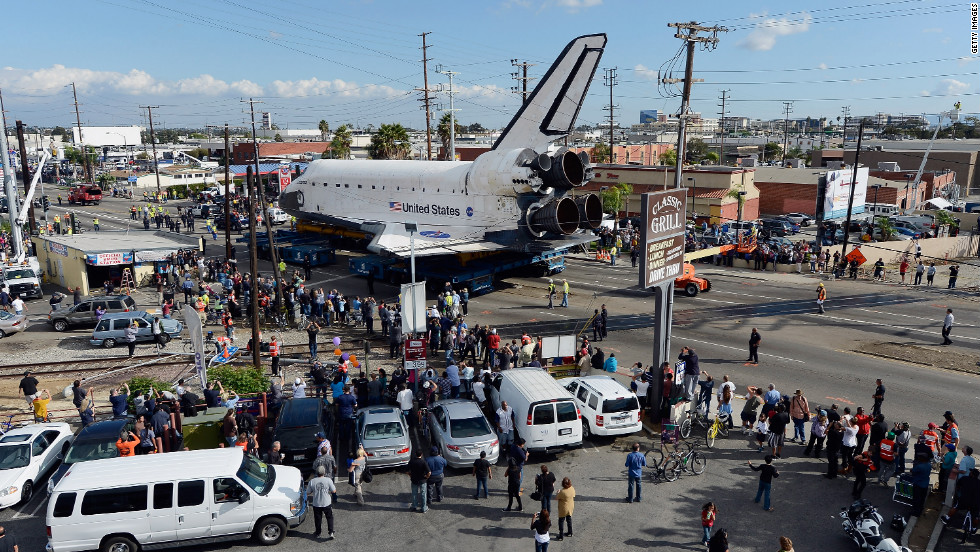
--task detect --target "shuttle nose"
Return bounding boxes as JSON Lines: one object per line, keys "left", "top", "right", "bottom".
{"left": 279, "top": 189, "right": 302, "bottom": 211}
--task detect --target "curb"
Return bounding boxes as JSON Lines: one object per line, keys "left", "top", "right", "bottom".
{"left": 902, "top": 515, "right": 918, "bottom": 547}
{"left": 925, "top": 505, "right": 949, "bottom": 552}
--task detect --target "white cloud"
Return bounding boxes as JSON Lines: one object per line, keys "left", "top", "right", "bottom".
{"left": 737, "top": 12, "right": 813, "bottom": 51}
{"left": 454, "top": 84, "right": 509, "bottom": 99}
{"left": 818, "top": 62, "right": 828, "bottom": 70}
{"left": 269, "top": 30, "right": 283, "bottom": 39}
{"left": 268, "top": 77, "right": 401, "bottom": 98}
{"left": 957, "top": 56, "right": 979, "bottom": 66}
{"left": 175, "top": 74, "right": 229, "bottom": 95}
{"left": 231, "top": 80, "right": 263, "bottom": 96}
{"left": 0, "top": 65, "right": 263, "bottom": 96}
{"left": 555, "top": 0, "right": 602, "bottom": 10}
{"left": 633, "top": 64, "right": 657, "bottom": 81}
{"left": 934, "top": 78, "right": 970, "bottom": 96}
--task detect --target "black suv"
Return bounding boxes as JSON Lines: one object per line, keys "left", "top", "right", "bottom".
{"left": 48, "top": 295, "right": 138, "bottom": 332}
{"left": 48, "top": 417, "right": 135, "bottom": 493}
{"left": 272, "top": 398, "right": 332, "bottom": 472}
{"left": 759, "top": 219, "right": 792, "bottom": 237}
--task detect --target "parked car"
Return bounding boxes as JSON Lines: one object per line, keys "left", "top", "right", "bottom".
{"left": 357, "top": 406, "right": 412, "bottom": 469}
{"left": 759, "top": 219, "right": 792, "bottom": 237}
{"left": 49, "top": 295, "right": 138, "bottom": 332}
{"left": 47, "top": 417, "right": 134, "bottom": 494}
{"left": 0, "top": 310, "right": 27, "bottom": 338}
{"left": 267, "top": 207, "right": 290, "bottom": 225}
{"left": 563, "top": 376, "right": 642, "bottom": 438}
{"left": 784, "top": 212, "right": 813, "bottom": 227}
{"left": 770, "top": 216, "right": 801, "bottom": 233}
{"left": 272, "top": 398, "right": 330, "bottom": 472}
{"left": 215, "top": 213, "right": 248, "bottom": 231}
{"left": 0, "top": 422, "right": 74, "bottom": 508}
{"left": 426, "top": 400, "right": 499, "bottom": 468}
{"left": 487, "top": 368, "right": 582, "bottom": 454}
{"left": 90, "top": 311, "right": 183, "bottom": 348}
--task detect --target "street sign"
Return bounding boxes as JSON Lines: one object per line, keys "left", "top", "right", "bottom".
{"left": 845, "top": 247, "right": 867, "bottom": 265}
{"left": 128, "top": 176, "right": 137, "bottom": 183}
{"left": 278, "top": 165, "right": 291, "bottom": 192}
{"left": 404, "top": 338, "right": 427, "bottom": 382}
{"left": 640, "top": 189, "right": 688, "bottom": 288}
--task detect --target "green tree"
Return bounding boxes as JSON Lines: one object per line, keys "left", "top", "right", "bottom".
{"left": 274, "top": 133, "right": 284, "bottom": 142}
{"left": 368, "top": 123, "right": 410, "bottom": 159}
{"left": 330, "top": 124, "right": 352, "bottom": 159}
{"left": 785, "top": 146, "right": 803, "bottom": 159}
{"left": 96, "top": 173, "right": 114, "bottom": 186}
{"left": 52, "top": 126, "right": 69, "bottom": 137}
{"left": 702, "top": 151, "right": 720, "bottom": 164}
{"left": 686, "top": 138, "right": 709, "bottom": 162}
{"left": 763, "top": 142, "right": 782, "bottom": 162}
{"left": 63, "top": 146, "right": 85, "bottom": 165}
{"left": 437, "top": 113, "right": 463, "bottom": 159}
{"left": 875, "top": 216, "right": 895, "bottom": 241}
{"left": 318, "top": 120, "right": 330, "bottom": 141}
{"left": 726, "top": 188, "right": 747, "bottom": 221}
{"left": 466, "top": 122, "right": 486, "bottom": 133}
{"left": 591, "top": 141, "right": 611, "bottom": 163}
{"left": 615, "top": 183, "right": 633, "bottom": 220}
{"left": 600, "top": 187, "right": 622, "bottom": 216}
{"left": 188, "top": 147, "right": 209, "bottom": 160}
{"left": 658, "top": 149, "right": 677, "bottom": 165}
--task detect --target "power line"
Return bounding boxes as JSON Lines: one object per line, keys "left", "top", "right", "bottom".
{"left": 603, "top": 67, "right": 618, "bottom": 162}
{"left": 510, "top": 60, "right": 536, "bottom": 105}
{"left": 416, "top": 32, "right": 435, "bottom": 161}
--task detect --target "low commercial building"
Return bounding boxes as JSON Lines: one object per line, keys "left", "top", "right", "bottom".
{"left": 31, "top": 231, "right": 201, "bottom": 295}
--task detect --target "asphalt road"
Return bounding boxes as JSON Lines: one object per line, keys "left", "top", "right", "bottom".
{"left": 4, "top": 191, "right": 977, "bottom": 551}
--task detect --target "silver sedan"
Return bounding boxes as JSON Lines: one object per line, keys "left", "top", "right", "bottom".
{"left": 428, "top": 400, "right": 500, "bottom": 469}
{"left": 355, "top": 406, "right": 411, "bottom": 469}
{"left": 0, "top": 310, "right": 27, "bottom": 338}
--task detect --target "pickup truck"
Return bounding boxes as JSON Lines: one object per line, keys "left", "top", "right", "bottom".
{"left": 0, "top": 263, "right": 43, "bottom": 299}
{"left": 267, "top": 207, "right": 290, "bottom": 225}
{"left": 190, "top": 203, "right": 219, "bottom": 218}
{"left": 67, "top": 185, "right": 103, "bottom": 206}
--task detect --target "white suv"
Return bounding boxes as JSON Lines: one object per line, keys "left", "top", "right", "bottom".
{"left": 564, "top": 376, "right": 642, "bottom": 438}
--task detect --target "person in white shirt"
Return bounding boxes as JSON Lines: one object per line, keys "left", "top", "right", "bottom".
{"left": 716, "top": 375, "right": 736, "bottom": 403}
{"left": 293, "top": 377, "right": 307, "bottom": 398}
{"left": 942, "top": 309, "right": 954, "bottom": 345}
{"left": 496, "top": 401, "right": 515, "bottom": 458}
{"left": 396, "top": 384, "right": 414, "bottom": 426}
{"left": 461, "top": 363, "right": 475, "bottom": 398}
{"left": 631, "top": 374, "right": 650, "bottom": 410}
{"left": 473, "top": 377, "right": 487, "bottom": 408}
{"left": 11, "top": 296, "right": 25, "bottom": 316}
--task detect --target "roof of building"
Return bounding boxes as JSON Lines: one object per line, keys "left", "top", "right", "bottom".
{"left": 228, "top": 162, "right": 309, "bottom": 177}
{"left": 752, "top": 166, "right": 895, "bottom": 187}
{"left": 256, "top": 142, "right": 332, "bottom": 156}
{"left": 36, "top": 230, "right": 201, "bottom": 253}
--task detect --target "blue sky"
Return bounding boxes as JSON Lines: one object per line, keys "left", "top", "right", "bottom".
{"left": 1, "top": 0, "right": 976, "bottom": 131}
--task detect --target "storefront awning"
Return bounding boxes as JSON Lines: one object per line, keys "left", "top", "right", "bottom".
{"left": 925, "top": 197, "right": 952, "bottom": 210}
{"left": 134, "top": 250, "right": 173, "bottom": 262}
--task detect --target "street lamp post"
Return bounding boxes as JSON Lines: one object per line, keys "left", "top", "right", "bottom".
{"left": 903, "top": 174, "right": 912, "bottom": 210}
{"left": 737, "top": 190, "right": 747, "bottom": 224}
{"left": 687, "top": 176, "right": 697, "bottom": 222}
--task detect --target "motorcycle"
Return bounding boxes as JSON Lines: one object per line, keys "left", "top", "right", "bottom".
{"left": 840, "top": 499, "right": 912, "bottom": 552}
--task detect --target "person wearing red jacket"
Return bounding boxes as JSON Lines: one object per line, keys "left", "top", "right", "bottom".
{"left": 487, "top": 329, "right": 501, "bottom": 369}
{"left": 853, "top": 407, "right": 873, "bottom": 453}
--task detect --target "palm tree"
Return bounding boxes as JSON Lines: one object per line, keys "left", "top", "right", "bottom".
{"left": 330, "top": 125, "right": 353, "bottom": 159}
{"left": 318, "top": 120, "right": 330, "bottom": 141}
{"left": 437, "top": 113, "right": 462, "bottom": 160}
{"left": 367, "top": 123, "right": 410, "bottom": 159}
{"left": 616, "top": 183, "right": 633, "bottom": 219}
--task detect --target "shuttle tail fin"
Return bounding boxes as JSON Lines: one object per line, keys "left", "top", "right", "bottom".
{"left": 492, "top": 33, "right": 606, "bottom": 153}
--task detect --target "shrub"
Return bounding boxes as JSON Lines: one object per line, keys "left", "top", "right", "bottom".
{"left": 207, "top": 365, "right": 268, "bottom": 395}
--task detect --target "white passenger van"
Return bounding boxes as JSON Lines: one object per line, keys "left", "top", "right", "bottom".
{"left": 865, "top": 203, "right": 900, "bottom": 217}
{"left": 488, "top": 368, "right": 582, "bottom": 453}
{"left": 564, "top": 376, "right": 643, "bottom": 438}
{"left": 46, "top": 447, "right": 306, "bottom": 552}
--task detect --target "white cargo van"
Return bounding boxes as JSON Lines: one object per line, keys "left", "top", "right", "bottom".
{"left": 46, "top": 448, "right": 306, "bottom": 552}
{"left": 564, "top": 376, "right": 642, "bottom": 438}
{"left": 488, "top": 368, "right": 582, "bottom": 453}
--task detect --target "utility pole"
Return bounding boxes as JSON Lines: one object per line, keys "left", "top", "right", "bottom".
{"left": 244, "top": 98, "right": 285, "bottom": 318}
{"left": 416, "top": 32, "right": 435, "bottom": 162}
{"left": 15, "top": 121, "right": 37, "bottom": 234}
{"left": 223, "top": 124, "right": 232, "bottom": 261}
{"left": 782, "top": 101, "right": 793, "bottom": 164}
{"left": 71, "top": 82, "right": 93, "bottom": 183}
{"left": 246, "top": 167, "right": 261, "bottom": 370}
{"left": 664, "top": 22, "right": 728, "bottom": 188}
{"left": 603, "top": 67, "right": 618, "bottom": 163}
{"left": 140, "top": 105, "right": 162, "bottom": 192}
{"left": 838, "top": 119, "right": 867, "bottom": 273}
{"left": 510, "top": 59, "right": 536, "bottom": 105}
{"left": 840, "top": 105, "right": 851, "bottom": 144}
{"left": 717, "top": 90, "right": 730, "bottom": 165}
{"left": 437, "top": 66, "right": 459, "bottom": 161}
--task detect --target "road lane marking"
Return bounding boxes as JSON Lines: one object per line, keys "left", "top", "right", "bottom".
{"left": 857, "top": 308, "right": 978, "bottom": 328}
{"left": 818, "top": 314, "right": 980, "bottom": 342}
{"left": 672, "top": 334, "right": 806, "bottom": 364}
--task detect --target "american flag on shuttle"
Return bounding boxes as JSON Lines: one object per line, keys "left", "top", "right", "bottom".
{"left": 389, "top": 202, "right": 402, "bottom": 212}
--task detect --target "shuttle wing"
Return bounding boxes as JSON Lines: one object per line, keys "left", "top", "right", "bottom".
{"left": 365, "top": 222, "right": 597, "bottom": 258}
{"left": 492, "top": 33, "right": 607, "bottom": 153}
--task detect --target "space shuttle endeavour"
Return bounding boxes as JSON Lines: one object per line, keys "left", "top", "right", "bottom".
{"left": 279, "top": 33, "right": 607, "bottom": 257}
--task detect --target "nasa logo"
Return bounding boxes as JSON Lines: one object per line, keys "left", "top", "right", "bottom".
{"left": 466, "top": 207, "right": 474, "bottom": 217}
{"left": 419, "top": 230, "right": 452, "bottom": 239}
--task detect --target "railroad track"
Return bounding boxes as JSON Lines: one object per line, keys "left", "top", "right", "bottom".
{"left": 0, "top": 354, "right": 196, "bottom": 380}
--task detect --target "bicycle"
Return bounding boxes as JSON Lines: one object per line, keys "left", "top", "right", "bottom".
{"left": 0, "top": 414, "right": 16, "bottom": 435}
{"left": 660, "top": 441, "right": 707, "bottom": 480}
{"left": 705, "top": 413, "right": 731, "bottom": 448}
{"left": 679, "top": 403, "right": 710, "bottom": 439}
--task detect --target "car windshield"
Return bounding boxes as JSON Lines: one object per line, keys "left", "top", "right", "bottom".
{"left": 64, "top": 438, "right": 119, "bottom": 464}
{"left": 5, "top": 269, "right": 33, "bottom": 279}
{"left": 0, "top": 444, "right": 30, "bottom": 470}
{"left": 363, "top": 422, "right": 404, "bottom": 440}
{"left": 449, "top": 416, "right": 492, "bottom": 439}
{"left": 237, "top": 454, "right": 275, "bottom": 495}
{"left": 0, "top": 311, "right": 13, "bottom": 320}
{"left": 603, "top": 397, "right": 639, "bottom": 414}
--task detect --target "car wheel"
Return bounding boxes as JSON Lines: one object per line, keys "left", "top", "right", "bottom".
{"left": 53, "top": 319, "right": 68, "bottom": 332}
{"left": 253, "top": 517, "right": 286, "bottom": 546}
{"left": 160, "top": 333, "right": 171, "bottom": 344}
{"left": 20, "top": 480, "right": 32, "bottom": 504}
{"left": 0, "top": 330, "right": 6, "bottom": 339}
{"left": 685, "top": 283, "right": 699, "bottom": 297}
{"left": 103, "top": 338, "right": 116, "bottom": 349}
{"left": 101, "top": 536, "right": 137, "bottom": 552}
{"left": 582, "top": 420, "right": 592, "bottom": 439}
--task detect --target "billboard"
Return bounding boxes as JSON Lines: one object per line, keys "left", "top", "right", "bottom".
{"left": 71, "top": 126, "right": 143, "bottom": 147}
{"left": 640, "top": 110, "right": 659, "bottom": 124}
{"left": 640, "top": 189, "right": 688, "bottom": 288}
{"left": 822, "top": 167, "right": 868, "bottom": 219}
{"left": 278, "top": 165, "right": 291, "bottom": 192}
